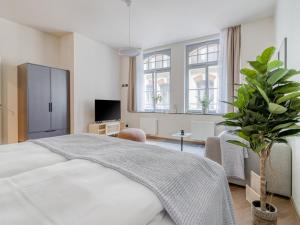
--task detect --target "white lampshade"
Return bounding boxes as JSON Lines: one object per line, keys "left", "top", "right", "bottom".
{"left": 118, "top": 47, "right": 141, "bottom": 57}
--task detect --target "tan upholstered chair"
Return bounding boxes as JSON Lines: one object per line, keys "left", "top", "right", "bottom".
{"left": 205, "top": 137, "right": 292, "bottom": 197}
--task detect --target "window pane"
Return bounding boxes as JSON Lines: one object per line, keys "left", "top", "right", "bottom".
{"left": 156, "top": 54, "right": 163, "bottom": 61}
{"left": 144, "top": 74, "right": 153, "bottom": 91}
{"left": 208, "top": 44, "right": 218, "bottom": 53}
{"left": 189, "top": 56, "right": 197, "bottom": 64}
{"left": 189, "top": 68, "right": 206, "bottom": 89}
{"left": 149, "top": 56, "right": 155, "bottom": 63}
{"left": 144, "top": 73, "right": 154, "bottom": 111}
{"left": 144, "top": 63, "right": 148, "bottom": 71}
{"left": 208, "top": 65, "right": 219, "bottom": 88}
{"left": 163, "top": 55, "right": 170, "bottom": 60}
{"left": 208, "top": 66, "right": 219, "bottom": 112}
{"left": 149, "top": 56, "right": 155, "bottom": 69}
{"left": 189, "top": 49, "right": 198, "bottom": 57}
{"left": 144, "top": 91, "right": 154, "bottom": 111}
{"left": 156, "top": 72, "right": 170, "bottom": 111}
{"left": 156, "top": 61, "right": 163, "bottom": 69}
{"left": 188, "top": 89, "right": 206, "bottom": 111}
{"left": 149, "top": 62, "right": 155, "bottom": 70}
{"left": 208, "top": 88, "right": 218, "bottom": 112}
{"left": 199, "top": 46, "right": 207, "bottom": 54}
{"left": 208, "top": 52, "right": 218, "bottom": 62}
{"left": 198, "top": 54, "right": 207, "bottom": 63}
{"left": 163, "top": 60, "right": 170, "bottom": 68}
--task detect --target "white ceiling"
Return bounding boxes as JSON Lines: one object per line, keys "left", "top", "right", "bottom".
{"left": 0, "top": 0, "right": 276, "bottom": 49}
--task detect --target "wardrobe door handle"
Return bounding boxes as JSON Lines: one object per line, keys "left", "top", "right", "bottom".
{"left": 49, "top": 102, "right": 51, "bottom": 112}
{"left": 50, "top": 102, "right": 53, "bottom": 112}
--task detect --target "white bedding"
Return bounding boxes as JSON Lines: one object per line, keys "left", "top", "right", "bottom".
{"left": 0, "top": 143, "right": 174, "bottom": 225}
{"left": 0, "top": 142, "right": 66, "bottom": 178}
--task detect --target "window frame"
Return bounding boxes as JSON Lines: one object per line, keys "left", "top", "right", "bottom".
{"left": 185, "top": 40, "right": 220, "bottom": 114}
{"left": 143, "top": 49, "right": 171, "bottom": 113}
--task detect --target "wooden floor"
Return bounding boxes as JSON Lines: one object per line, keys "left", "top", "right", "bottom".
{"left": 231, "top": 185, "right": 300, "bottom": 225}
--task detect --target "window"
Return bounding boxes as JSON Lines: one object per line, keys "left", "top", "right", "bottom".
{"left": 186, "top": 40, "right": 220, "bottom": 113}
{"left": 142, "top": 50, "right": 171, "bottom": 112}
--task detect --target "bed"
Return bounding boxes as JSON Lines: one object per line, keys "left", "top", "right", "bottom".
{"left": 0, "top": 134, "right": 235, "bottom": 225}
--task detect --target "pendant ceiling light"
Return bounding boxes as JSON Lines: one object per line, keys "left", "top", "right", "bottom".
{"left": 119, "top": 0, "right": 141, "bottom": 57}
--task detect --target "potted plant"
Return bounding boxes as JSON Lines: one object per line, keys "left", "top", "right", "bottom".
{"left": 200, "top": 94, "right": 212, "bottom": 114}
{"left": 220, "top": 46, "right": 300, "bottom": 225}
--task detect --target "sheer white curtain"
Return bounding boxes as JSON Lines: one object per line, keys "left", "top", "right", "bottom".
{"left": 135, "top": 52, "right": 145, "bottom": 112}
{"left": 218, "top": 28, "right": 229, "bottom": 114}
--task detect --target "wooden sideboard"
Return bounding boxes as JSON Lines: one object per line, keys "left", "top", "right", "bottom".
{"left": 88, "top": 121, "right": 125, "bottom": 136}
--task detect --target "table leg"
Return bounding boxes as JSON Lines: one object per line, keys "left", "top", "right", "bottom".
{"left": 181, "top": 137, "right": 183, "bottom": 152}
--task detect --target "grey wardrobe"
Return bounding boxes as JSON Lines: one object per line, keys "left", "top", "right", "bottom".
{"left": 18, "top": 63, "right": 70, "bottom": 141}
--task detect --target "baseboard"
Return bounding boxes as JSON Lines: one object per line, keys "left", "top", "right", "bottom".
{"left": 146, "top": 135, "right": 205, "bottom": 145}
{"left": 291, "top": 197, "right": 300, "bottom": 223}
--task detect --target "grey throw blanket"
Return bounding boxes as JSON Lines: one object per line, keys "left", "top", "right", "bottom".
{"left": 219, "top": 131, "right": 249, "bottom": 180}
{"left": 31, "top": 134, "right": 235, "bottom": 225}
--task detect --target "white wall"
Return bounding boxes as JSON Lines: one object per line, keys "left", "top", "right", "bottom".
{"left": 73, "top": 33, "right": 120, "bottom": 133}
{"left": 276, "top": 0, "right": 300, "bottom": 215}
{"left": 0, "top": 17, "right": 60, "bottom": 143}
{"left": 59, "top": 33, "right": 75, "bottom": 133}
{"left": 121, "top": 18, "right": 275, "bottom": 140}
{"left": 241, "top": 17, "right": 275, "bottom": 69}
{"left": 0, "top": 17, "right": 121, "bottom": 141}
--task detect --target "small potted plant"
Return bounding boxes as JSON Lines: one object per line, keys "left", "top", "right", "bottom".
{"left": 153, "top": 95, "right": 163, "bottom": 104}
{"left": 220, "top": 47, "right": 300, "bottom": 225}
{"left": 200, "top": 94, "right": 211, "bottom": 114}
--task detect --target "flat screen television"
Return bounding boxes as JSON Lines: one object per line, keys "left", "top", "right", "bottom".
{"left": 95, "top": 100, "right": 121, "bottom": 122}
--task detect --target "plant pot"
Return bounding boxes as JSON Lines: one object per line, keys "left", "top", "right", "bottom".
{"left": 251, "top": 200, "right": 278, "bottom": 225}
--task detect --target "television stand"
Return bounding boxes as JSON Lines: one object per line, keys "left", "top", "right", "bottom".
{"left": 88, "top": 121, "right": 125, "bottom": 136}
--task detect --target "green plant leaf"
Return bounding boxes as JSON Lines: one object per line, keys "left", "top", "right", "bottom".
{"left": 288, "top": 124, "right": 300, "bottom": 129}
{"left": 290, "top": 99, "right": 300, "bottom": 110}
{"left": 280, "top": 69, "right": 300, "bottom": 81}
{"left": 274, "top": 138, "right": 288, "bottom": 144}
{"left": 237, "top": 131, "right": 250, "bottom": 142}
{"left": 249, "top": 61, "right": 267, "bottom": 73}
{"left": 267, "top": 60, "right": 283, "bottom": 71}
{"left": 223, "top": 112, "right": 241, "bottom": 119}
{"left": 256, "top": 86, "right": 269, "bottom": 103}
{"left": 261, "top": 47, "right": 276, "bottom": 64}
{"left": 271, "top": 122, "right": 295, "bottom": 132}
{"left": 268, "top": 103, "right": 287, "bottom": 114}
{"left": 240, "top": 68, "right": 257, "bottom": 78}
{"left": 227, "top": 140, "right": 249, "bottom": 148}
{"left": 217, "top": 121, "right": 240, "bottom": 127}
{"left": 243, "top": 125, "right": 263, "bottom": 133}
{"left": 276, "top": 92, "right": 300, "bottom": 104}
{"left": 274, "top": 83, "right": 300, "bottom": 94}
{"left": 267, "top": 69, "right": 289, "bottom": 85}
{"left": 253, "top": 143, "right": 268, "bottom": 153}
{"left": 245, "top": 110, "right": 267, "bottom": 122}
{"left": 278, "top": 129, "right": 300, "bottom": 138}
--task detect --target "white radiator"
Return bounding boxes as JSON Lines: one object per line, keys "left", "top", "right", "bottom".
{"left": 191, "top": 121, "right": 215, "bottom": 141}
{"left": 140, "top": 118, "right": 158, "bottom": 135}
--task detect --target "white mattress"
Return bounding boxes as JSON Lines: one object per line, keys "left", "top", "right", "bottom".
{"left": 0, "top": 142, "right": 174, "bottom": 225}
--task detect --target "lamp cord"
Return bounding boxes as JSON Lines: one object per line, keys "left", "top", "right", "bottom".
{"left": 128, "top": 2, "right": 132, "bottom": 47}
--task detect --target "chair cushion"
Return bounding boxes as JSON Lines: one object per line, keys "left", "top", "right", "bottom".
{"left": 118, "top": 128, "right": 146, "bottom": 142}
